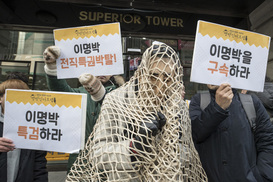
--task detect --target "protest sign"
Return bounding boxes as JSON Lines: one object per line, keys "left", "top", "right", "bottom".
{"left": 3, "top": 89, "right": 87, "bottom": 153}
{"left": 190, "top": 20, "right": 271, "bottom": 92}
{"left": 54, "top": 22, "right": 123, "bottom": 79}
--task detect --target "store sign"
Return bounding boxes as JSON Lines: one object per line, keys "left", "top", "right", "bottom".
{"left": 54, "top": 22, "right": 123, "bottom": 79}
{"left": 79, "top": 11, "right": 183, "bottom": 27}
{"left": 190, "top": 20, "right": 271, "bottom": 92}
{"left": 3, "top": 89, "right": 87, "bottom": 153}
{"left": 70, "top": 6, "right": 245, "bottom": 35}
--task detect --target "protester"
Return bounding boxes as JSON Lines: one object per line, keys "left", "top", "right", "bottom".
{"left": 189, "top": 83, "right": 273, "bottom": 181}
{"left": 248, "top": 76, "right": 273, "bottom": 123}
{"left": 43, "top": 46, "right": 124, "bottom": 172}
{"left": 0, "top": 79, "right": 48, "bottom": 181}
{"left": 6, "top": 71, "right": 29, "bottom": 84}
{"left": 66, "top": 43, "right": 208, "bottom": 181}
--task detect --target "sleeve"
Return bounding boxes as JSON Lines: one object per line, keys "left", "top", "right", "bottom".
{"left": 46, "top": 74, "right": 80, "bottom": 93}
{"left": 252, "top": 95, "right": 273, "bottom": 181}
{"left": 66, "top": 99, "right": 138, "bottom": 181}
{"left": 33, "top": 150, "right": 48, "bottom": 182}
{"left": 189, "top": 93, "right": 229, "bottom": 143}
{"left": 92, "top": 103, "right": 136, "bottom": 171}
{"left": 253, "top": 89, "right": 273, "bottom": 110}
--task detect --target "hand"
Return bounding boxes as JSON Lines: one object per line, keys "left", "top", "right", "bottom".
{"left": 43, "top": 46, "right": 60, "bottom": 69}
{"left": 215, "top": 83, "right": 234, "bottom": 110}
{"left": 79, "top": 73, "right": 103, "bottom": 95}
{"left": 0, "top": 137, "right": 15, "bottom": 152}
{"left": 132, "top": 112, "right": 166, "bottom": 153}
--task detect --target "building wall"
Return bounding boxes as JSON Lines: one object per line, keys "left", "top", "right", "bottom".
{"left": 249, "top": 0, "right": 273, "bottom": 79}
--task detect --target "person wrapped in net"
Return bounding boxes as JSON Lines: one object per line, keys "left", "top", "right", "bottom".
{"left": 66, "top": 43, "right": 208, "bottom": 181}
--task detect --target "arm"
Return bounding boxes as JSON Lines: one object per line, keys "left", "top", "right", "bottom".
{"left": 190, "top": 84, "right": 233, "bottom": 143}
{"left": 33, "top": 150, "right": 48, "bottom": 182}
{"left": 253, "top": 85, "right": 273, "bottom": 110}
{"left": 0, "top": 123, "right": 15, "bottom": 152}
{"left": 43, "top": 46, "right": 82, "bottom": 93}
{"left": 252, "top": 95, "right": 273, "bottom": 181}
{"left": 66, "top": 98, "right": 137, "bottom": 181}
{"left": 189, "top": 93, "right": 229, "bottom": 143}
{"left": 92, "top": 101, "right": 135, "bottom": 171}
{"left": 46, "top": 75, "right": 81, "bottom": 93}
{"left": 43, "top": 46, "right": 106, "bottom": 101}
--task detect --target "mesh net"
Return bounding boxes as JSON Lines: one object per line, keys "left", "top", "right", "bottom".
{"left": 66, "top": 43, "right": 208, "bottom": 182}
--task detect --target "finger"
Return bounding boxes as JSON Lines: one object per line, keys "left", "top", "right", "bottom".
{"left": 0, "top": 145, "right": 14, "bottom": 152}
{"left": 227, "top": 92, "right": 234, "bottom": 99}
{"left": 0, "top": 137, "right": 14, "bottom": 144}
{"left": 218, "top": 83, "right": 231, "bottom": 91}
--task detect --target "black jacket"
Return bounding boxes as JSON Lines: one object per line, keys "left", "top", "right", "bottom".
{"left": 190, "top": 89, "right": 273, "bottom": 182}
{"left": 0, "top": 122, "right": 48, "bottom": 182}
{"left": 250, "top": 82, "right": 273, "bottom": 120}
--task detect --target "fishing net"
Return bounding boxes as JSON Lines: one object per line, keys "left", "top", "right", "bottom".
{"left": 66, "top": 43, "right": 207, "bottom": 182}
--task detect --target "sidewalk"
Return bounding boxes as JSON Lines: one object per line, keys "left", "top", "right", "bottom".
{"left": 47, "top": 160, "right": 67, "bottom": 182}
{"left": 49, "top": 171, "right": 67, "bottom": 182}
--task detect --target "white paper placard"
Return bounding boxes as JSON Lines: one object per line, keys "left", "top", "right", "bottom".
{"left": 54, "top": 22, "right": 124, "bottom": 79}
{"left": 190, "top": 20, "right": 271, "bottom": 92}
{"left": 3, "top": 89, "right": 87, "bottom": 153}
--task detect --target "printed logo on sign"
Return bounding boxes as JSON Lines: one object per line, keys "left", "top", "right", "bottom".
{"left": 30, "top": 94, "right": 56, "bottom": 104}
{"left": 75, "top": 28, "right": 97, "bottom": 37}
{"left": 223, "top": 29, "right": 248, "bottom": 42}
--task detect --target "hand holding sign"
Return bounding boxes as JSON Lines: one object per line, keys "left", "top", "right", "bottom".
{"left": 43, "top": 46, "right": 60, "bottom": 71}
{"left": 214, "top": 83, "right": 234, "bottom": 110}
{"left": 78, "top": 73, "right": 106, "bottom": 101}
{"left": 0, "top": 137, "right": 15, "bottom": 152}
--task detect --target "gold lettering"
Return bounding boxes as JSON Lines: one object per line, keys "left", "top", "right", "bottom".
{"left": 134, "top": 15, "right": 141, "bottom": 24}
{"left": 170, "top": 18, "right": 176, "bottom": 27}
{"left": 146, "top": 16, "right": 152, "bottom": 25}
{"left": 120, "top": 14, "right": 123, "bottom": 22}
{"left": 123, "top": 14, "right": 133, "bottom": 24}
{"left": 88, "top": 12, "right": 96, "bottom": 21}
{"left": 177, "top": 19, "right": 183, "bottom": 27}
{"left": 104, "top": 13, "right": 111, "bottom": 22}
{"left": 97, "top": 12, "right": 104, "bottom": 21}
{"left": 160, "top": 17, "right": 170, "bottom": 26}
{"left": 79, "top": 11, "right": 87, "bottom": 21}
{"left": 153, "top": 16, "right": 160, "bottom": 25}
{"left": 112, "top": 13, "right": 119, "bottom": 22}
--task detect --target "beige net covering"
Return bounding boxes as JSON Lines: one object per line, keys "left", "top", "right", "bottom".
{"left": 66, "top": 43, "right": 208, "bottom": 182}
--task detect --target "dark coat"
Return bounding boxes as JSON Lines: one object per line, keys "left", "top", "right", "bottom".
{"left": 189, "top": 89, "right": 273, "bottom": 182}
{"left": 0, "top": 122, "right": 48, "bottom": 182}
{"left": 250, "top": 81, "right": 273, "bottom": 120}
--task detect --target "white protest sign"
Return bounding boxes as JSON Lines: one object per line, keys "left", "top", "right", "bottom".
{"left": 3, "top": 89, "right": 87, "bottom": 153}
{"left": 54, "top": 22, "right": 124, "bottom": 79}
{"left": 190, "top": 20, "right": 271, "bottom": 92}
